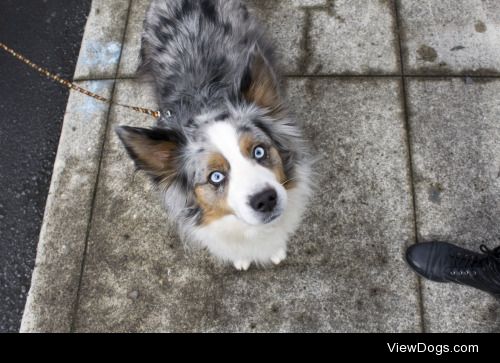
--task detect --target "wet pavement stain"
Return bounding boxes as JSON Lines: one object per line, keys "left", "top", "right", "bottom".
{"left": 475, "top": 20, "right": 487, "bottom": 33}
{"left": 417, "top": 45, "right": 438, "bottom": 62}
{"left": 428, "top": 183, "right": 443, "bottom": 205}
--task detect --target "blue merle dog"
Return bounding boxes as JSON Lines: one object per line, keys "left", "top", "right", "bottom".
{"left": 116, "top": 0, "right": 312, "bottom": 270}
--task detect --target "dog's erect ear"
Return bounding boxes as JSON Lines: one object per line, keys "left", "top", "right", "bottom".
{"left": 240, "top": 45, "right": 282, "bottom": 114}
{"left": 115, "top": 126, "right": 184, "bottom": 179}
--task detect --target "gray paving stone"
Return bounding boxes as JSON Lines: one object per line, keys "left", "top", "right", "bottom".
{"left": 398, "top": 0, "right": 500, "bottom": 75}
{"left": 74, "top": 0, "right": 130, "bottom": 80}
{"left": 118, "top": 0, "right": 399, "bottom": 77}
{"left": 247, "top": 0, "right": 306, "bottom": 75}
{"left": 72, "top": 78, "right": 420, "bottom": 332}
{"left": 20, "top": 81, "right": 114, "bottom": 332}
{"left": 117, "top": 0, "right": 150, "bottom": 77}
{"left": 255, "top": 0, "right": 399, "bottom": 74}
{"left": 306, "top": 0, "right": 400, "bottom": 74}
{"left": 292, "top": 0, "right": 326, "bottom": 6}
{"left": 407, "top": 78, "right": 500, "bottom": 332}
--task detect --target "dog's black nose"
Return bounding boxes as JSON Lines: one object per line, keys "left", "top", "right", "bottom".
{"left": 250, "top": 188, "right": 277, "bottom": 213}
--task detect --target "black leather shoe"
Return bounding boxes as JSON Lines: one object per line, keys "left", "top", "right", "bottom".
{"left": 406, "top": 242, "right": 500, "bottom": 298}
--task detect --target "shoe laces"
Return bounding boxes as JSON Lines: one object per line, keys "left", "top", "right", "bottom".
{"left": 449, "top": 250, "right": 479, "bottom": 278}
{"left": 449, "top": 245, "right": 500, "bottom": 279}
{"left": 479, "top": 244, "right": 500, "bottom": 260}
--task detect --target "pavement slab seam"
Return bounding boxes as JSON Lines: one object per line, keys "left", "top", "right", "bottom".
{"left": 19, "top": 79, "right": 115, "bottom": 333}
{"left": 393, "top": 0, "right": 425, "bottom": 333}
{"left": 69, "top": 0, "right": 133, "bottom": 333}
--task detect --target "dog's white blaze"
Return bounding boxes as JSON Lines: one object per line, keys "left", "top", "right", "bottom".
{"left": 205, "top": 122, "right": 287, "bottom": 226}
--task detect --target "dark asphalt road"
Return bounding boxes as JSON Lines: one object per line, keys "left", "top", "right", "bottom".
{"left": 0, "top": 0, "right": 91, "bottom": 332}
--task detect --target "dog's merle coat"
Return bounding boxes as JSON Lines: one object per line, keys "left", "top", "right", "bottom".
{"left": 116, "top": 0, "right": 312, "bottom": 269}
{"left": 139, "top": 0, "right": 275, "bottom": 122}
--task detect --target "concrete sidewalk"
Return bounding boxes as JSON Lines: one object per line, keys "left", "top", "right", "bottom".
{"left": 21, "top": 0, "right": 500, "bottom": 332}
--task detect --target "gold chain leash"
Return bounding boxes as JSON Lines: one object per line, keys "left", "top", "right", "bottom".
{"left": 0, "top": 42, "right": 164, "bottom": 119}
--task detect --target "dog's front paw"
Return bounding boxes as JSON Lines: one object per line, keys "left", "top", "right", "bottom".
{"left": 270, "top": 249, "right": 286, "bottom": 265}
{"left": 234, "top": 260, "right": 251, "bottom": 271}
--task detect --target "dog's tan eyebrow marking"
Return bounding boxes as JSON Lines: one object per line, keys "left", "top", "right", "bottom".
{"left": 268, "top": 147, "right": 289, "bottom": 188}
{"left": 239, "top": 133, "right": 255, "bottom": 157}
{"left": 207, "top": 152, "right": 229, "bottom": 172}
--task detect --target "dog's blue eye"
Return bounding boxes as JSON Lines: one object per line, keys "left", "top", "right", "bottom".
{"left": 253, "top": 146, "right": 266, "bottom": 160}
{"left": 209, "top": 171, "right": 225, "bottom": 185}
